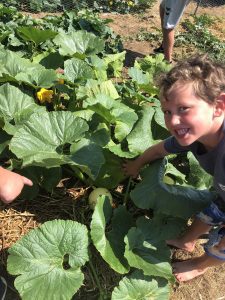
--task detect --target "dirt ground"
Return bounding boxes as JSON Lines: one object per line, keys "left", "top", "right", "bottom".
{"left": 1, "top": 1, "right": 225, "bottom": 300}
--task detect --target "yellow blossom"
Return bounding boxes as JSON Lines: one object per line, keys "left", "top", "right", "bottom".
{"left": 109, "top": 1, "right": 113, "bottom": 5}
{"left": 128, "top": 1, "right": 134, "bottom": 6}
{"left": 37, "top": 88, "right": 54, "bottom": 103}
{"left": 58, "top": 78, "right": 64, "bottom": 85}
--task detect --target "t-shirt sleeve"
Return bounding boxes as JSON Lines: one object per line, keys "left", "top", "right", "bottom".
{"left": 164, "top": 136, "right": 191, "bottom": 154}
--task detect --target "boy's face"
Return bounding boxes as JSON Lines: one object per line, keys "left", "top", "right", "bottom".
{"left": 161, "top": 82, "right": 223, "bottom": 147}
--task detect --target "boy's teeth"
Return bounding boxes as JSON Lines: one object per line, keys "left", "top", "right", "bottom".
{"left": 177, "top": 128, "right": 188, "bottom": 135}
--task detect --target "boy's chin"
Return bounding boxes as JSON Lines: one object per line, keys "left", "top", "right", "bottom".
{"left": 176, "top": 138, "right": 193, "bottom": 147}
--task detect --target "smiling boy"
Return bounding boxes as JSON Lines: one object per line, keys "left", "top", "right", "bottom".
{"left": 123, "top": 55, "right": 225, "bottom": 282}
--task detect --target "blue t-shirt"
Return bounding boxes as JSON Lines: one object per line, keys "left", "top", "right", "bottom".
{"left": 164, "top": 122, "right": 225, "bottom": 206}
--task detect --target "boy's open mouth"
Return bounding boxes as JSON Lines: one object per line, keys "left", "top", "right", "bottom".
{"left": 176, "top": 128, "right": 189, "bottom": 136}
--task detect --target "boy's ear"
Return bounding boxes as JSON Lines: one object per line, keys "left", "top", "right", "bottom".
{"left": 214, "top": 93, "right": 225, "bottom": 116}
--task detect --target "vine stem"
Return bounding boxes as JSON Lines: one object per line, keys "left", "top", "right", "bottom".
{"left": 123, "top": 176, "right": 132, "bottom": 206}
{"left": 88, "top": 254, "right": 106, "bottom": 300}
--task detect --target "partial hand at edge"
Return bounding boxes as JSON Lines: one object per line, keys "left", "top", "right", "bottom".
{"left": 0, "top": 167, "right": 33, "bottom": 204}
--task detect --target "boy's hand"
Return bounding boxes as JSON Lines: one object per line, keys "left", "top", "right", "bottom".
{"left": 0, "top": 167, "right": 33, "bottom": 204}
{"left": 122, "top": 160, "right": 141, "bottom": 178}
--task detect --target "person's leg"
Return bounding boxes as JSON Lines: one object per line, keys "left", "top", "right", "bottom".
{"left": 173, "top": 252, "right": 224, "bottom": 282}
{"left": 167, "top": 201, "right": 225, "bottom": 251}
{"left": 159, "top": 0, "right": 190, "bottom": 62}
{"left": 167, "top": 218, "right": 212, "bottom": 252}
{"left": 153, "top": 2, "right": 165, "bottom": 54}
{"left": 162, "top": 28, "right": 174, "bottom": 62}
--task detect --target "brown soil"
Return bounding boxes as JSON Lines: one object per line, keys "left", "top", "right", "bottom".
{"left": 1, "top": 2, "right": 225, "bottom": 300}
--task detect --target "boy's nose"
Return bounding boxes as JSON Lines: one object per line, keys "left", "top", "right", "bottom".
{"left": 169, "top": 114, "right": 181, "bottom": 126}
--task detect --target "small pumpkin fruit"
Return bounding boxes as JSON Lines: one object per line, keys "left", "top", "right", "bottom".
{"left": 88, "top": 188, "right": 113, "bottom": 210}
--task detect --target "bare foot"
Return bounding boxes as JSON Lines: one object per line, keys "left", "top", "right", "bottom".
{"left": 172, "top": 259, "right": 207, "bottom": 282}
{"left": 166, "top": 238, "right": 195, "bottom": 252}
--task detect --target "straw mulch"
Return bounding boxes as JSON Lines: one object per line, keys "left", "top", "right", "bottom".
{"left": 0, "top": 186, "right": 91, "bottom": 267}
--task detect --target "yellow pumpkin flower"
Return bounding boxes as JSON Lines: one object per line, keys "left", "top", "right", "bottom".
{"left": 128, "top": 1, "right": 134, "bottom": 6}
{"left": 37, "top": 88, "right": 54, "bottom": 103}
{"left": 58, "top": 78, "right": 64, "bottom": 85}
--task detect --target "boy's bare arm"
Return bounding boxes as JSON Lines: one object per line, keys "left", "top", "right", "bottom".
{"left": 0, "top": 167, "right": 33, "bottom": 204}
{"left": 123, "top": 141, "right": 169, "bottom": 178}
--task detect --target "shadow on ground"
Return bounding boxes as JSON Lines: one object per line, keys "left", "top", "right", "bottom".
{"left": 124, "top": 49, "right": 145, "bottom": 67}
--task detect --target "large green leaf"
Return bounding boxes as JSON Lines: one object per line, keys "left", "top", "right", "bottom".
{"left": 112, "top": 270, "right": 170, "bottom": 300}
{"left": 93, "top": 149, "right": 126, "bottom": 188}
{"left": 130, "top": 159, "right": 214, "bottom": 219}
{"left": 86, "top": 122, "right": 110, "bottom": 147}
{"left": 0, "top": 83, "right": 44, "bottom": 125}
{"left": 15, "top": 68, "right": 57, "bottom": 88}
{"left": 187, "top": 152, "right": 213, "bottom": 190}
{"left": 153, "top": 104, "right": 167, "bottom": 130}
{"left": 106, "top": 139, "right": 137, "bottom": 159}
{"left": 104, "top": 51, "right": 126, "bottom": 77}
{"left": 64, "top": 58, "right": 94, "bottom": 82}
{"left": 135, "top": 215, "right": 186, "bottom": 244}
{"left": 7, "top": 220, "right": 89, "bottom": 300}
{"left": 128, "top": 67, "right": 152, "bottom": 85}
{"left": 127, "top": 106, "right": 156, "bottom": 155}
{"left": 77, "top": 79, "right": 119, "bottom": 100}
{"left": 70, "top": 138, "right": 105, "bottom": 180}
{"left": 90, "top": 196, "right": 134, "bottom": 274}
{"left": 17, "top": 166, "right": 62, "bottom": 199}
{"left": 124, "top": 226, "right": 173, "bottom": 281}
{"left": 134, "top": 54, "right": 171, "bottom": 77}
{"left": 9, "top": 111, "right": 88, "bottom": 167}
{"left": 0, "top": 50, "right": 43, "bottom": 79}
{"left": 17, "top": 26, "right": 58, "bottom": 45}
{"left": 54, "top": 30, "right": 105, "bottom": 56}
{"left": 84, "top": 94, "right": 138, "bottom": 141}
{"left": 33, "top": 52, "right": 64, "bottom": 70}
{"left": 88, "top": 55, "right": 108, "bottom": 80}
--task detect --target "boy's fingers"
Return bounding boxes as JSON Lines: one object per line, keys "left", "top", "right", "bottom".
{"left": 22, "top": 177, "right": 33, "bottom": 186}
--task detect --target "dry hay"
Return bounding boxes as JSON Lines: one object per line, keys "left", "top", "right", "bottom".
{"left": 0, "top": 186, "right": 91, "bottom": 266}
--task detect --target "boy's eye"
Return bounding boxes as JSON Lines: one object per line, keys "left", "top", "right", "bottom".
{"left": 179, "top": 106, "right": 189, "bottom": 112}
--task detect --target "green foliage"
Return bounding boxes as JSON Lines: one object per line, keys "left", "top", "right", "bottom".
{"left": 177, "top": 14, "right": 225, "bottom": 61}
{"left": 0, "top": 7, "right": 123, "bottom": 57}
{"left": 2, "top": 0, "right": 157, "bottom": 14}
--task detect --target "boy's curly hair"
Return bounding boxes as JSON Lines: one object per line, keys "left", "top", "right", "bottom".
{"left": 159, "top": 55, "right": 225, "bottom": 103}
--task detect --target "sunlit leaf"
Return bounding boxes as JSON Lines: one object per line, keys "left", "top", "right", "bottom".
{"left": 112, "top": 270, "right": 170, "bottom": 300}
{"left": 7, "top": 220, "right": 89, "bottom": 300}
{"left": 91, "top": 196, "right": 134, "bottom": 274}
